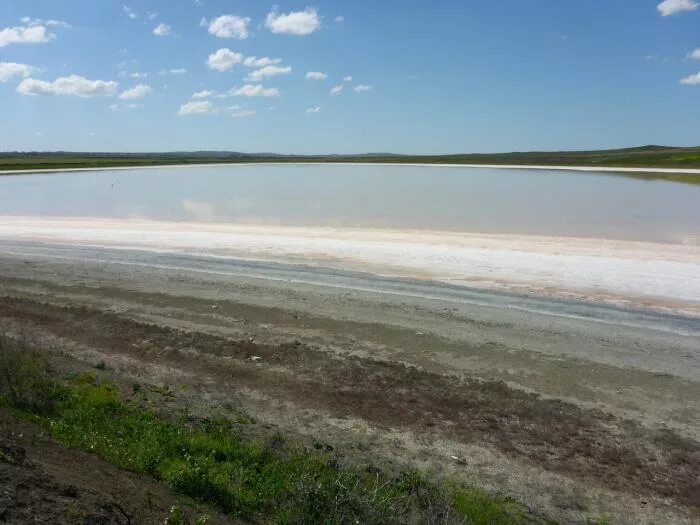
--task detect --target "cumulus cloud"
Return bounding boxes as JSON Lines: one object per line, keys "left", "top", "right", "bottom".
{"left": 306, "top": 106, "right": 321, "bottom": 113}
{"left": 343, "top": 76, "right": 353, "bottom": 82}
{"left": 330, "top": 85, "right": 343, "bottom": 95}
{"left": 207, "top": 48, "right": 243, "bottom": 71}
{"left": 265, "top": 7, "right": 321, "bottom": 36}
{"left": 353, "top": 84, "right": 372, "bottom": 92}
{"left": 245, "top": 65, "right": 291, "bottom": 82}
{"left": 657, "top": 0, "right": 698, "bottom": 15}
{"left": 0, "top": 22, "right": 56, "bottom": 47}
{"left": 204, "top": 15, "right": 250, "bottom": 39}
{"left": 192, "top": 89, "right": 216, "bottom": 99}
{"left": 178, "top": 100, "right": 215, "bottom": 115}
{"left": 688, "top": 48, "right": 700, "bottom": 60}
{"left": 243, "top": 56, "right": 282, "bottom": 68}
{"left": 232, "top": 84, "right": 280, "bottom": 97}
{"left": 19, "top": 17, "right": 70, "bottom": 28}
{"left": 118, "top": 84, "right": 152, "bottom": 99}
{"left": 153, "top": 23, "right": 172, "bottom": 36}
{"left": 0, "top": 62, "right": 36, "bottom": 82}
{"left": 306, "top": 71, "right": 327, "bottom": 80}
{"left": 17, "top": 75, "right": 118, "bottom": 97}
{"left": 680, "top": 72, "right": 700, "bottom": 85}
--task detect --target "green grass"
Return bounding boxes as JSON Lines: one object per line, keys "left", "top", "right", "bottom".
{"left": 0, "top": 339, "right": 541, "bottom": 524}
{"left": 1, "top": 145, "right": 699, "bottom": 185}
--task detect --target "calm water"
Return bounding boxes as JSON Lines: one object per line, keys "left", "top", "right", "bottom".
{"left": 0, "top": 164, "right": 698, "bottom": 244}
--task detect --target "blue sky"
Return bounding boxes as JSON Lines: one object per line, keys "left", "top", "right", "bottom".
{"left": 1, "top": 0, "right": 699, "bottom": 154}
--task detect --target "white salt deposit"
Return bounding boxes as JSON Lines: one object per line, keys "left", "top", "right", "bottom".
{"left": 1, "top": 216, "right": 698, "bottom": 317}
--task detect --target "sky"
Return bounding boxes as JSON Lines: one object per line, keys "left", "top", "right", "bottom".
{"left": 1, "top": 0, "right": 700, "bottom": 154}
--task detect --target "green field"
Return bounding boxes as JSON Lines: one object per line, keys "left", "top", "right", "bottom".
{"left": 2, "top": 145, "right": 700, "bottom": 185}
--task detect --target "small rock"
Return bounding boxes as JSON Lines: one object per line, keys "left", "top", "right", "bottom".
{"left": 250, "top": 356, "right": 262, "bottom": 362}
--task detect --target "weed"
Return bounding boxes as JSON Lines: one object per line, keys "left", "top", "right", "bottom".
{"left": 0, "top": 336, "right": 63, "bottom": 415}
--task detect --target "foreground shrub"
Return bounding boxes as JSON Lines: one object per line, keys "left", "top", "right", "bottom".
{"left": 0, "top": 336, "right": 62, "bottom": 415}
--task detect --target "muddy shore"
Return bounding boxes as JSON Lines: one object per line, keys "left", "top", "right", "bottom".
{"left": 0, "top": 242, "right": 698, "bottom": 524}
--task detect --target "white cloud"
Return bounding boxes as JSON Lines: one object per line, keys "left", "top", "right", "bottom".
{"left": 0, "top": 62, "right": 36, "bottom": 82}
{"left": 306, "top": 71, "right": 327, "bottom": 80}
{"left": 147, "top": 12, "right": 158, "bottom": 21}
{"left": 192, "top": 89, "right": 216, "bottom": 99}
{"left": 19, "top": 18, "right": 70, "bottom": 28}
{"left": 680, "top": 72, "right": 700, "bottom": 85}
{"left": 205, "top": 15, "right": 250, "bottom": 39}
{"left": 330, "top": 85, "right": 343, "bottom": 95}
{"left": 17, "top": 75, "right": 118, "bottom": 97}
{"left": 334, "top": 16, "right": 344, "bottom": 23}
{"left": 108, "top": 104, "right": 120, "bottom": 111}
{"left": 153, "top": 23, "right": 172, "bottom": 37}
{"left": 354, "top": 84, "right": 372, "bottom": 92}
{"left": 232, "top": 84, "right": 280, "bottom": 97}
{"left": 243, "top": 56, "right": 282, "bottom": 68}
{"left": 306, "top": 106, "right": 321, "bottom": 113}
{"left": 123, "top": 5, "right": 138, "bottom": 19}
{"left": 265, "top": 7, "right": 321, "bottom": 36}
{"left": 119, "top": 84, "right": 152, "bottom": 100}
{"left": 164, "top": 68, "right": 186, "bottom": 75}
{"left": 178, "top": 100, "right": 215, "bottom": 115}
{"left": 245, "top": 65, "right": 291, "bottom": 82}
{"left": 207, "top": 48, "right": 243, "bottom": 71}
{"left": 688, "top": 48, "right": 700, "bottom": 60}
{"left": 0, "top": 23, "right": 56, "bottom": 47}
{"left": 231, "top": 108, "right": 256, "bottom": 117}
{"left": 657, "top": 0, "right": 699, "bottom": 15}
{"left": 343, "top": 76, "right": 353, "bottom": 82}
{"left": 129, "top": 72, "right": 148, "bottom": 78}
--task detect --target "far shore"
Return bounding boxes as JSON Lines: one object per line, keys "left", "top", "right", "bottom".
{"left": 2, "top": 160, "right": 700, "bottom": 175}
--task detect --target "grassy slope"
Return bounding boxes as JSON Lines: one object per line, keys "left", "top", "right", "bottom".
{"left": 0, "top": 337, "right": 549, "bottom": 525}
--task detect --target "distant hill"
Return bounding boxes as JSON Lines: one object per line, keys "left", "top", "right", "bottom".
{"left": 2, "top": 146, "right": 700, "bottom": 183}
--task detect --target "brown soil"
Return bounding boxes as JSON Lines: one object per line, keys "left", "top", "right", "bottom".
{"left": 0, "top": 296, "right": 698, "bottom": 515}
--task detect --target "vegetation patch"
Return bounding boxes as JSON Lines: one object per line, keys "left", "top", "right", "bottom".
{"left": 0, "top": 336, "right": 543, "bottom": 524}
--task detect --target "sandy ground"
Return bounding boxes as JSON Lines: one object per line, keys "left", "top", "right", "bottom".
{"left": 0, "top": 240, "right": 698, "bottom": 524}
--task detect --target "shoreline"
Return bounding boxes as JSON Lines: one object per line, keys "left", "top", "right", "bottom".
{"left": 2, "top": 161, "right": 700, "bottom": 175}
{"left": 1, "top": 216, "right": 698, "bottom": 321}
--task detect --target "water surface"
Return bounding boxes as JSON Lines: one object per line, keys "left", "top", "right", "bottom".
{"left": 0, "top": 164, "right": 698, "bottom": 244}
